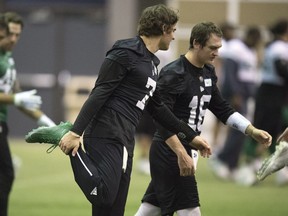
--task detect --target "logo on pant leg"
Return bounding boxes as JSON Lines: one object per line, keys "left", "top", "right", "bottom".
{"left": 90, "top": 187, "right": 98, "bottom": 196}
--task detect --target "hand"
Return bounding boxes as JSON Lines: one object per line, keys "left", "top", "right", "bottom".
{"left": 14, "top": 89, "right": 42, "bottom": 110}
{"left": 177, "top": 150, "right": 196, "bottom": 177}
{"left": 190, "top": 136, "right": 212, "bottom": 158}
{"left": 277, "top": 127, "right": 288, "bottom": 143}
{"left": 248, "top": 127, "right": 272, "bottom": 148}
{"left": 59, "top": 131, "right": 81, "bottom": 156}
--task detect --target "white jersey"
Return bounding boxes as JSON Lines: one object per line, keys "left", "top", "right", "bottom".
{"left": 226, "top": 38, "right": 259, "bottom": 84}
{"left": 261, "top": 40, "right": 288, "bottom": 86}
{"left": 218, "top": 39, "right": 230, "bottom": 58}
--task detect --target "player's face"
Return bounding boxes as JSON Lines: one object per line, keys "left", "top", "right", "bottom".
{"left": 0, "top": 29, "right": 10, "bottom": 49}
{"left": 158, "top": 24, "right": 176, "bottom": 51}
{"left": 198, "top": 33, "right": 222, "bottom": 65}
{"left": 6, "top": 22, "right": 22, "bottom": 51}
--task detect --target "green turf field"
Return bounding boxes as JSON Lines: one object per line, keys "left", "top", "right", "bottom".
{"left": 9, "top": 139, "right": 288, "bottom": 216}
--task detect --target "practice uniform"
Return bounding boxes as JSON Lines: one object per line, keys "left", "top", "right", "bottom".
{"left": 67, "top": 37, "right": 198, "bottom": 216}
{"left": 245, "top": 40, "right": 288, "bottom": 157}
{"left": 0, "top": 50, "right": 16, "bottom": 216}
{"left": 218, "top": 38, "right": 259, "bottom": 170}
{"left": 141, "top": 55, "right": 235, "bottom": 215}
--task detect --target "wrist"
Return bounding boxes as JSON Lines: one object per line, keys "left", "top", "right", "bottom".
{"left": 69, "top": 131, "right": 81, "bottom": 138}
{"left": 226, "top": 112, "right": 251, "bottom": 134}
{"left": 245, "top": 124, "right": 255, "bottom": 136}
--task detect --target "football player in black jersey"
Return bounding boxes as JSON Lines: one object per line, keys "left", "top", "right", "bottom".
{"left": 25, "top": 4, "right": 213, "bottom": 216}
{"left": 135, "top": 22, "right": 272, "bottom": 216}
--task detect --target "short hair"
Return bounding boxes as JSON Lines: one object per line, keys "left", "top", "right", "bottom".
{"left": 219, "top": 22, "right": 235, "bottom": 41}
{"left": 137, "top": 4, "right": 179, "bottom": 37}
{"left": 4, "top": 11, "right": 24, "bottom": 28}
{"left": 270, "top": 19, "right": 288, "bottom": 37}
{"left": 189, "top": 21, "right": 223, "bottom": 49}
{"left": 0, "top": 14, "right": 9, "bottom": 34}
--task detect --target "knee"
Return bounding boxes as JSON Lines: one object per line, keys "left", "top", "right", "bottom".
{"left": 135, "top": 202, "right": 161, "bottom": 216}
{"left": 88, "top": 181, "right": 117, "bottom": 207}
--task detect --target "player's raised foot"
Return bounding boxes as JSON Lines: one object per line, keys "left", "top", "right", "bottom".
{"left": 25, "top": 121, "right": 73, "bottom": 152}
{"left": 257, "top": 141, "right": 288, "bottom": 181}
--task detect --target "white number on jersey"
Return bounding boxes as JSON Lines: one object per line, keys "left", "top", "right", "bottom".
{"left": 188, "top": 95, "right": 211, "bottom": 132}
{"left": 136, "top": 77, "right": 156, "bottom": 110}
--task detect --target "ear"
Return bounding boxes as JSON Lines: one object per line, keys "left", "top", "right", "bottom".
{"left": 162, "top": 24, "right": 166, "bottom": 34}
{"left": 193, "top": 39, "right": 199, "bottom": 48}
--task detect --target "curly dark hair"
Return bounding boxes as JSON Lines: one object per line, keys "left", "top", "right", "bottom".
{"left": 137, "top": 4, "right": 179, "bottom": 37}
{"left": 189, "top": 21, "right": 223, "bottom": 49}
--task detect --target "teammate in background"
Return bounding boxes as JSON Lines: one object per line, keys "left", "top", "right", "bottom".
{"left": 25, "top": 5, "right": 211, "bottom": 216}
{"left": 210, "top": 26, "right": 263, "bottom": 182}
{"left": 135, "top": 22, "right": 271, "bottom": 216}
{"left": 0, "top": 13, "right": 55, "bottom": 216}
{"left": 211, "top": 22, "right": 236, "bottom": 151}
{"left": 247, "top": 19, "right": 288, "bottom": 184}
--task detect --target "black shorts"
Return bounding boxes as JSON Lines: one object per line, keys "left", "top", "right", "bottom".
{"left": 142, "top": 140, "right": 200, "bottom": 215}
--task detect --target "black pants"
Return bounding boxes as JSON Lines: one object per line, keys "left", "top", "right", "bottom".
{"left": 0, "top": 122, "right": 14, "bottom": 216}
{"left": 69, "top": 137, "right": 132, "bottom": 216}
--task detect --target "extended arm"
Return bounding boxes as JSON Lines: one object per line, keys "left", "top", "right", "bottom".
{"left": 60, "top": 58, "right": 128, "bottom": 155}
{"left": 226, "top": 112, "right": 272, "bottom": 147}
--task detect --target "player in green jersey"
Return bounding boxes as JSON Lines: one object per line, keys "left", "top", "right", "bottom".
{"left": 0, "top": 13, "right": 55, "bottom": 216}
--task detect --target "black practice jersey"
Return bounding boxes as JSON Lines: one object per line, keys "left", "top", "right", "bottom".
{"left": 154, "top": 55, "right": 235, "bottom": 145}
{"left": 71, "top": 38, "right": 197, "bottom": 154}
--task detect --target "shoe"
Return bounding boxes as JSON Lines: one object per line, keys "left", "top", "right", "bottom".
{"left": 257, "top": 141, "right": 288, "bottom": 181}
{"left": 25, "top": 121, "right": 73, "bottom": 152}
{"left": 137, "top": 158, "right": 150, "bottom": 175}
{"left": 233, "top": 166, "right": 257, "bottom": 186}
{"left": 209, "top": 156, "right": 231, "bottom": 180}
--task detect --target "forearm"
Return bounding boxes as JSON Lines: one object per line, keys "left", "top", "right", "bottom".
{"left": 18, "top": 107, "right": 43, "bottom": 120}
{"left": 165, "top": 135, "right": 187, "bottom": 157}
{"left": 150, "top": 107, "right": 198, "bottom": 142}
{"left": 226, "top": 112, "right": 251, "bottom": 134}
{"left": 226, "top": 112, "right": 271, "bottom": 147}
{"left": 0, "top": 93, "right": 15, "bottom": 104}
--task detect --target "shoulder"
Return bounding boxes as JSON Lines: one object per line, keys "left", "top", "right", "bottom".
{"left": 107, "top": 37, "right": 145, "bottom": 57}
{"left": 270, "top": 41, "right": 288, "bottom": 58}
{"left": 157, "top": 57, "right": 186, "bottom": 90}
{"left": 160, "top": 57, "right": 185, "bottom": 75}
{"left": 105, "top": 37, "right": 146, "bottom": 68}
{"left": 0, "top": 52, "right": 10, "bottom": 76}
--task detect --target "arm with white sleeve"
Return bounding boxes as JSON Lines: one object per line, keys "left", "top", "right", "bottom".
{"left": 209, "top": 83, "right": 272, "bottom": 148}
{"left": 226, "top": 111, "right": 272, "bottom": 147}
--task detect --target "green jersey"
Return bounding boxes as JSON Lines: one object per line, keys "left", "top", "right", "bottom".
{"left": 0, "top": 49, "right": 17, "bottom": 122}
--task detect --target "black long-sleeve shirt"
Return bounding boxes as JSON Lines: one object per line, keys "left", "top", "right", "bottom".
{"left": 70, "top": 37, "right": 197, "bottom": 155}
{"left": 154, "top": 55, "right": 235, "bottom": 146}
